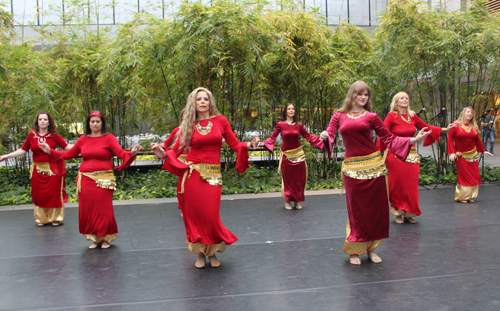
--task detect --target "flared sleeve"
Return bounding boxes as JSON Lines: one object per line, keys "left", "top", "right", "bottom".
{"left": 372, "top": 114, "right": 411, "bottom": 161}
{"left": 163, "top": 127, "right": 180, "bottom": 149}
{"left": 413, "top": 115, "right": 442, "bottom": 146}
{"left": 324, "top": 112, "right": 341, "bottom": 156}
{"left": 447, "top": 125, "right": 458, "bottom": 154}
{"left": 49, "top": 138, "right": 82, "bottom": 162}
{"left": 376, "top": 114, "right": 393, "bottom": 153}
{"left": 299, "top": 124, "right": 324, "bottom": 149}
{"left": 263, "top": 124, "right": 281, "bottom": 153}
{"left": 106, "top": 135, "right": 137, "bottom": 171}
{"left": 475, "top": 132, "right": 486, "bottom": 153}
{"left": 161, "top": 148, "right": 190, "bottom": 177}
{"left": 221, "top": 117, "right": 249, "bottom": 173}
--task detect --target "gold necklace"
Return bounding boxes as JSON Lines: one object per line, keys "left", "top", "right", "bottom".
{"left": 347, "top": 110, "right": 367, "bottom": 119}
{"left": 196, "top": 120, "right": 213, "bottom": 135}
{"left": 400, "top": 114, "right": 411, "bottom": 124}
{"left": 461, "top": 124, "right": 472, "bottom": 133}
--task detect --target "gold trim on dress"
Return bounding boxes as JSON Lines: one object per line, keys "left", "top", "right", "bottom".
{"left": 400, "top": 114, "right": 411, "bottom": 124}
{"left": 343, "top": 219, "right": 383, "bottom": 255}
{"left": 342, "top": 151, "right": 387, "bottom": 180}
{"left": 278, "top": 146, "right": 308, "bottom": 200}
{"left": 454, "top": 184, "right": 478, "bottom": 202}
{"left": 405, "top": 146, "right": 421, "bottom": 164}
{"left": 77, "top": 170, "right": 116, "bottom": 193}
{"left": 346, "top": 110, "right": 367, "bottom": 119}
{"left": 186, "top": 239, "right": 227, "bottom": 256}
{"left": 456, "top": 147, "right": 478, "bottom": 163}
{"left": 30, "top": 162, "right": 55, "bottom": 179}
{"left": 180, "top": 163, "right": 223, "bottom": 193}
{"left": 84, "top": 234, "right": 117, "bottom": 243}
{"left": 461, "top": 124, "right": 473, "bottom": 133}
{"left": 178, "top": 154, "right": 187, "bottom": 163}
{"left": 390, "top": 207, "right": 417, "bottom": 218}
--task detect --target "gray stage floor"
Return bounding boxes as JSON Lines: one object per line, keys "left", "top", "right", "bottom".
{"left": 1, "top": 184, "right": 499, "bottom": 311}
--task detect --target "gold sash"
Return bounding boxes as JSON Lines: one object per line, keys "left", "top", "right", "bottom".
{"left": 278, "top": 146, "right": 306, "bottom": 174}
{"left": 342, "top": 151, "right": 387, "bottom": 180}
{"left": 180, "top": 163, "right": 222, "bottom": 194}
{"left": 77, "top": 170, "right": 116, "bottom": 193}
{"left": 456, "top": 147, "right": 478, "bottom": 163}
{"left": 178, "top": 154, "right": 187, "bottom": 163}
{"left": 405, "top": 146, "right": 421, "bottom": 164}
{"left": 30, "top": 162, "right": 56, "bottom": 179}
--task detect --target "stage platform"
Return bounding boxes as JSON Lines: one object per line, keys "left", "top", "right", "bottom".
{"left": 1, "top": 184, "right": 499, "bottom": 311}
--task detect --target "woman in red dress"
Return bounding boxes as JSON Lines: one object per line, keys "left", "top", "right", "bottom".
{"left": 0, "top": 112, "right": 72, "bottom": 226}
{"left": 448, "top": 107, "right": 492, "bottom": 203}
{"left": 320, "top": 81, "right": 431, "bottom": 265}
{"left": 259, "top": 103, "right": 324, "bottom": 210}
{"left": 377, "top": 92, "right": 455, "bottom": 224}
{"left": 40, "top": 111, "right": 142, "bottom": 249}
{"left": 152, "top": 87, "right": 258, "bottom": 269}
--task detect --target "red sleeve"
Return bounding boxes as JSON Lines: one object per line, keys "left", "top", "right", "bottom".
{"left": 49, "top": 137, "right": 82, "bottom": 161}
{"left": 413, "top": 115, "right": 442, "bottom": 146}
{"left": 221, "top": 117, "right": 249, "bottom": 173}
{"left": 373, "top": 114, "right": 411, "bottom": 161}
{"left": 263, "top": 123, "right": 281, "bottom": 153}
{"left": 447, "top": 125, "right": 457, "bottom": 154}
{"left": 376, "top": 114, "right": 392, "bottom": 153}
{"left": 106, "top": 135, "right": 136, "bottom": 171}
{"left": 475, "top": 132, "right": 486, "bottom": 153}
{"left": 299, "top": 123, "right": 324, "bottom": 149}
{"left": 164, "top": 127, "right": 180, "bottom": 149}
{"left": 21, "top": 132, "right": 33, "bottom": 152}
{"left": 325, "top": 113, "right": 341, "bottom": 156}
{"left": 53, "top": 134, "right": 69, "bottom": 150}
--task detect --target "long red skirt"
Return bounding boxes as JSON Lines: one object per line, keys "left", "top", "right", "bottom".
{"left": 77, "top": 175, "right": 118, "bottom": 238}
{"left": 181, "top": 170, "right": 237, "bottom": 246}
{"left": 281, "top": 157, "right": 306, "bottom": 202}
{"left": 344, "top": 175, "right": 389, "bottom": 242}
{"left": 31, "top": 161, "right": 67, "bottom": 208}
{"left": 456, "top": 157, "right": 481, "bottom": 186}
{"left": 385, "top": 150, "right": 421, "bottom": 215}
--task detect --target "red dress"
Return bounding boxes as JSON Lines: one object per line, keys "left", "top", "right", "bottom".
{"left": 22, "top": 131, "right": 68, "bottom": 224}
{"left": 377, "top": 112, "right": 442, "bottom": 216}
{"left": 163, "top": 116, "right": 249, "bottom": 256}
{"left": 162, "top": 127, "right": 186, "bottom": 210}
{"left": 263, "top": 122, "right": 324, "bottom": 202}
{"left": 447, "top": 123, "right": 485, "bottom": 201}
{"left": 325, "top": 111, "right": 410, "bottom": 254}
{"left": 50, "top": 134, "right": 136, "bottom": 243}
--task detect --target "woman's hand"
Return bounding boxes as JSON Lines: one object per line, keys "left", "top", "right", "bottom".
{"left": 247, "top": 136, "right": 260, "bottom": 149}
{"left": 131, "top": 144, "right": 143, "bottom": 157}
{"left": 485, "top": 151, "right": 494, "bottom": 157}
{"left": 151, "top": 144, "right": 167, "bottom": 159}
{"left": 409, "top": 127, "right": 432, "bottom": 145}
{"left": 320, "top": 131, "right": 329, "bottom": 141}
{"left": 449, "top": 153, "right": 457, "bottom": 162}
{"left": 258, "top": 142, "right": 265, "bottom": 147}
{"left": 39, "top": 142, "right": 51, "bottom": 154}
{"left": 0, "top": 155, "right": 7, "bottom": 162}
{"left": 442, "top": 123, "right": 456, "bottom": 133}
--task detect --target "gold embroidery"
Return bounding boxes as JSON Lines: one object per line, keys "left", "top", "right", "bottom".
{"left": 30, "top": 162, "right": 56, "bottom": 179}
{"left": 456, "top": 147, "right": 478, "bottom": 162}
{"left": 405, "top": 146, "right": 421, "bottom": 164}
{"left": 346, "top": 110, "right": 367, "bottom": 119}
{"left": 180, "top": 163, "right": 222, "bottom": 193}
{"left": 342, "top": 151, "right": 387, "bottom": 180}
{"left": 401, "top": 114, "right": 411, "bottom": 124}
{"left": 77, "top": 170, "right": 116, "bottom": 193}
{"left": 461, "top": 124, "right": 472, "bottom": 133}
{"left": 278, "top": 146, "right": 306, "bottom": 174}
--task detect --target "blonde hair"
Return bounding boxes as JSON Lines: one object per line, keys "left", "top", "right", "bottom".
{"left": 338, "top": 81, "right": 373, "bottom": 113}
{"left": 455, "top": 106, "right": 479, "bottom": 133}
{"left": 178, "top": 87, "right": 220, "bottom": 152}
{"left": 390, "top": 92, "right": 415, "bottom": 117}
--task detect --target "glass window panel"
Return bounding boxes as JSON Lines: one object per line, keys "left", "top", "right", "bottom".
{"left": 348, "top": 0, "right": 370, "bottom": 25}
{"left": 40, "top": 0, "right": 63, "bottom": 24}
{"left": 13, "top": 0, "right": 39, "bottom": 26}
{"left": 325, "top": 0, "right": 349, "bottom": 25}
{"left": 141, "top": 0, "right": 164, "bottom": 19}
{"left": 98, "top": 0, "right": 115, "bottom": 24}
{"left": 114, "top": 0, "right": 139, "bottom": 24}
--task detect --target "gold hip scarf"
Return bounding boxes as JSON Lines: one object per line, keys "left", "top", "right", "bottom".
{"left": 456, "top": 147, "right": 478, "bottom": 162}
{"left": 180, "top": 163, "right": 222, "bottom": 194}
{"left": 30, "top": 162, "right": 55, "bottom": 179}
{"left": 278, "top": 146, "right": 306, "bottom": 175}
{"left": 178, "top": 154, "right": 187, "bottom": 163}
{"left": 77, "top": 170, "right": 116, "bottom": 193}
{"left": 342, "top": 151, "right": 387, "bottom": 180}
{"left": 405, "top": 146, "right": 421, "bottom": 164}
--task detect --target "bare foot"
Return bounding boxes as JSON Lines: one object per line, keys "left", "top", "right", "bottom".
{"left": 469, "top": 200, "right": 475, "bottom": 203}
{"left": 195, "top": 254, "right": 206, "bottom": 269}
{"left": 285, "top": 202, "right": 293, "bottom": 210}
{"left": 367, "top": 251, "right": 382, "bottom": 263}
{"left": 405, "top": 217, "right": 417, "bottom": 224}
{"left": 460, "top": 200, "right": 468, "bottom": 203}
{"left": 349, "top": 255, "right": 361, "bottom": 265}
{"left": 180, "top": 212, "right": 183, "bottom": 217}
{"left": 395, "top": 216, "right": 404, "bottom": 224}
{"left": 209, "top": 255, "right": 221, "bottom": 268}
{"left": 89, "top": 242, "right": 99, "bottom": 249}
{"left": 37, "top": 223, "right": 45, "bottom": 227}
{"left": 294, "top": 203, "right": 303, "bottom": 210}
{"left": 101, "top": 242, "right": 110, "bottom": 249}
{"left": 52, "top": 222, "right": 60, "bottom": 226}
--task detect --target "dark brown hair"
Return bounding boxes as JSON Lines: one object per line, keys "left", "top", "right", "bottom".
{"left": 85, "top": 111, "right": 108, "bottom": 135}
{"left": 34, "top": 112, "right": 58, "bottom": 134}
{"left": 281, "top": 103, "right": 298, "bottom": 124}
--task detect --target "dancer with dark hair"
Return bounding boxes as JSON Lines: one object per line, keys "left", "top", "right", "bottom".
{"left": 152, "top": 87, "right": 258, "bottom": 268}
{"left": 320, "top": 82, "right": 431, "bottom": 265}
{"left": 40, "top": 111, "right": 142, "bottom": 249}
{"left": 377, "top": 92, "right": 455, "bottom": 224}
{"left": 259, "top": 103, "right": 324, "bottom": 210}
{"left": 448, "top": 107, "right": 493, "bottom": 203}
{"left": 0, "top": 112, "right": 72, "bottom": 226}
